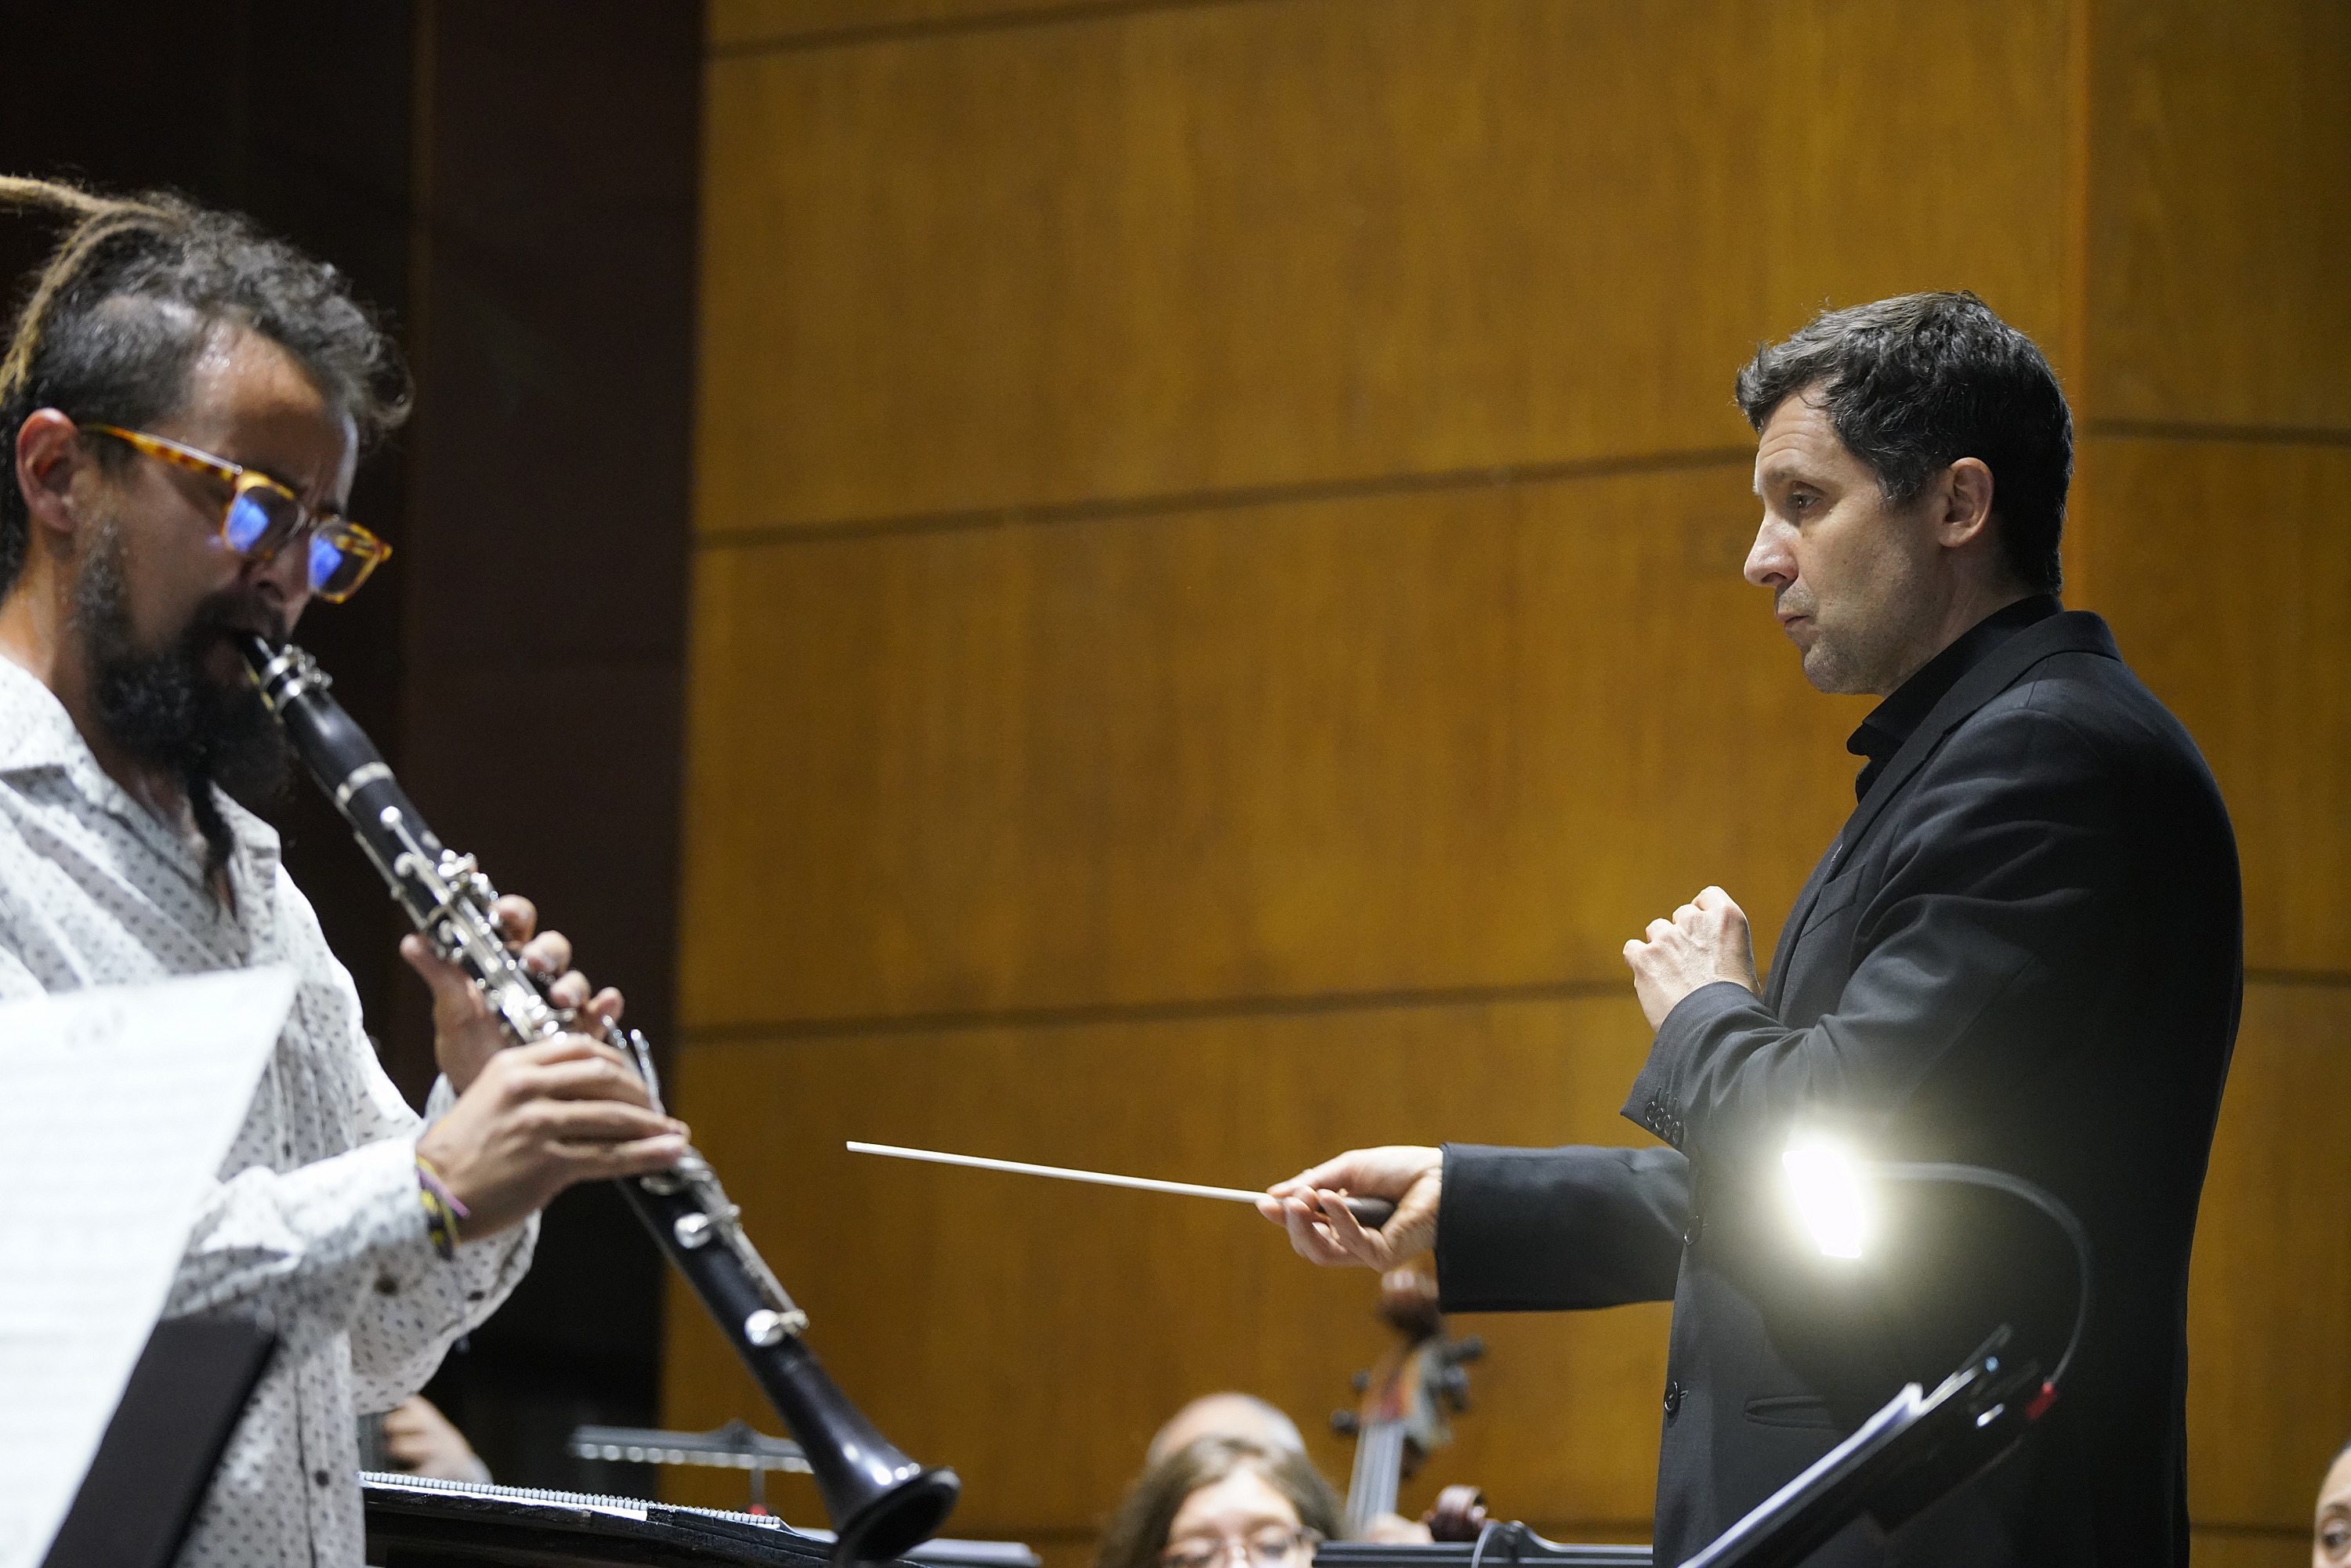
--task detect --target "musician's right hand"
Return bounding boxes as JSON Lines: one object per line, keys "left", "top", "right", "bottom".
{"left": 1257, "top": 1145, "right": 1441, "bottom": 1269}
{"left": 415, "top": 1035, "right": 686, "bottom": 1240}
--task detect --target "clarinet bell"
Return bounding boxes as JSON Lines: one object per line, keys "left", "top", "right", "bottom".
{"left": 764, "top": 1332, "right": 962, "bottom": 1564}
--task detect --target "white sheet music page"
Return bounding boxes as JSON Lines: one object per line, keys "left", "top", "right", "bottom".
{"left": 0, "top": 967, "right": 295, "bottom": 1568}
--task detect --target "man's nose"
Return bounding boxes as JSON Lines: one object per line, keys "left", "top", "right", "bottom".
{"left": 245, "top": 537, "right": 313, "bottom": 623}
{"left": 1744, "top": 517, "right": 1792, "bottom": 588}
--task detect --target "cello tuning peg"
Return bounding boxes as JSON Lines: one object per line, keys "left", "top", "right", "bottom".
{"left": 1331, "top": 1411, "right": 1360, "bottom": 1436}
{"left": 1349, "top": 1371, "right": 1370, "bottom": 1393}
{"left": 1450, "top": 1334, "right": 1486, "bottom": 1363}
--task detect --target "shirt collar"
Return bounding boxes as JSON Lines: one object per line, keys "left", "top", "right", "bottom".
{"left": 0, "top": 652, "right": 281, "bottom": 875}
{"left": 1847, "top": 594, "right": 2063, "bottom": 802}
{"left": 0, "top": 653, "right": 88, "bottom": 773}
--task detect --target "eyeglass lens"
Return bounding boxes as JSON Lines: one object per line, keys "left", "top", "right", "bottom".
{"left": 1163, "top": 1530, "right": 1313, "bottom": 1568}
{"left": 224, "top": 486, "right": 294, "bottom": 558}
{"left": 225, "top": 482, "right": 369, "bottom": 598}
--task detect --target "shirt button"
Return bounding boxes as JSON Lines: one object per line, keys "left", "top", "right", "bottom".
{"left": 313, "top": 1468, "right": 331, "bottom": 1487}
{"left": 1664, "top": 1380, "right": 1684, "bottom": 1419}
{"left": 375, "top": 1274, "right": 400, "bottom": 1296}
{"left": 1682, "top": 1208, "right": 1704, "bottom": 1248}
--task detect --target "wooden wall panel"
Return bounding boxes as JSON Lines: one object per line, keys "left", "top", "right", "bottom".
{"left": 697, "top": 0, "right": 2070, "bottom": 534}
{"left": 679, "top": 465, "right": 1873, "bottom": 1031}
{"left": 2088, "top": 0, "right": 2351, "bottom": 429}
{"left": 2070, "top": 440, "right": 2351, "bottom": 973}
{"left": 683, "top": 0, "right": 2351, "bottom": 1556}
{"left": 2186, "top": 983, "right": 2351, "bottom": 1530}
{"left": 2188, "top": 1534, "right": 2308, "bottom": 1568}
{"left": 660, "top": 993, "right": 1672, "bottom": 1532}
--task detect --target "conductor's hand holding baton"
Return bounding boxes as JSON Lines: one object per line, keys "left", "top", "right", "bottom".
{"left": 1259, "top": 1146, "right": 1442, "bottom": 1269}
{"left": 1259, "top": 887, "right": 1762, "bottom": 1270}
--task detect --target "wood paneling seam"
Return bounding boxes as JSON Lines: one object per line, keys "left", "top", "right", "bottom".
{"left": 2087, "top": 418, "right": 2351, "bottom": 447}
{"left": 708, "top": 0, "right": 1267, "bottom": 59}
{"left": 695, "top": 447, "right": 1756, "bottom": 552}
{"left": 679, "top": 977, "right": 1637, "bottom": 1048}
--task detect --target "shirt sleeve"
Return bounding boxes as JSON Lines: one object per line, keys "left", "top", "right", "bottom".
{"left": 162, "top": 1059, "right": 537, "bottom": 1396}
{"left": 342, "top": 1066, "right": 538, "bottom": 1414}
{"left": 165, "top": 870, "right": 537, "bottom": 1403}
{"left": 1435, "top": 1143, "right": 1689, "bottom": 1312}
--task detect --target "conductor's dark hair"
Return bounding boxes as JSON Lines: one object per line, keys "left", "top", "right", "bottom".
{"left": 0, "top": 176, "right": 409, "bottom": 596}
{"left": 1735, "top": 291, "right": 2071, "bottom": 595}
{"left": 1094, "top": 1437, "right": 1341, "bottom": 1568}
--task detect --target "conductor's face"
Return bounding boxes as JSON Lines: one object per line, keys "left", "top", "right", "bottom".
{"left": 1744, "top": 388, "right": 1942, "bottom": 697}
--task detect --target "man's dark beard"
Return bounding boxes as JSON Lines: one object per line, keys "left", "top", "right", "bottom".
{"left": 76, "top": 523, "right": 291, "bottom": 871}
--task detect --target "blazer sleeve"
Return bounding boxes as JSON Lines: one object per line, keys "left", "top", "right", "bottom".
{"left": 1435, "top": 1143, "right": 1689, "bottom": 1311}
{"left": 1622, "top": 688, "right": 2121, "bottom": 1168}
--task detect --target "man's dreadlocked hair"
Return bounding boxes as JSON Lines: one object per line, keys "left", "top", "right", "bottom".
{"left": 0, "top": 176, "right": 411, "bottom": 598}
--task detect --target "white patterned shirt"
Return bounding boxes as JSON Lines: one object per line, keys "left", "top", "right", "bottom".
{"left": 0, "top": 656, "right": 535, "bottom": 1566}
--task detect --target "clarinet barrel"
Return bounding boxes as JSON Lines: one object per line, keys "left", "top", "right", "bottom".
{"left": 241, "top": 635, "right": 959, "bottom": 1565}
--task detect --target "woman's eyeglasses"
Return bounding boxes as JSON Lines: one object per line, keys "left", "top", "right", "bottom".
{"left": 83, "top": 423, "right": 391, "bottom": 603}
{"left": 1160, "top": 1528, "right": 1323, "bottom": 1568}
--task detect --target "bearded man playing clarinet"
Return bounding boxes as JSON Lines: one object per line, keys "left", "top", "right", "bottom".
{"left": 1262, "top": 294, "right": 2241, "bottom": 1566}
{"left": 0, "top": 178, "right": 689, "bottom": 1566}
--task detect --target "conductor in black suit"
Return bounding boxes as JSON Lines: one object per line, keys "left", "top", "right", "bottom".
{"left": 1259, "top": 292, "right": 2241, "bottom": 1567}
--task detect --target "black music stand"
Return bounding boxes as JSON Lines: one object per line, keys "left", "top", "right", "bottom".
{"left": 1672, "top": 1328, "right": 2045, "bottom": 1568}
{"left": 41, "top": 1314, "right": 276, "bottom": 1568}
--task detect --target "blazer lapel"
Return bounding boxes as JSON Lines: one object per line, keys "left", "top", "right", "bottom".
{"left": 1832, "top": 610, "right": 2120, "bottom": 866}
{"left": 1763, "top": 840, "right": 1839, "bottom": 1009}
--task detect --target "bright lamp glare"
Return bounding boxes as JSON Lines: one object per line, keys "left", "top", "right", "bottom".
{"left": 1783, "top": 1140, "right": 1871, "bottom": 1259}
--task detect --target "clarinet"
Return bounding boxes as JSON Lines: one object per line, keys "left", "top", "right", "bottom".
{"left": 241, "top": 636, "right": 959, "bottom": 1566}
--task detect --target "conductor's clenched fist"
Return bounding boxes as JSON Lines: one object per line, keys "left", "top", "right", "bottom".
{"left": 1623, "top": 885, "right": 1760, "bottom": 1029}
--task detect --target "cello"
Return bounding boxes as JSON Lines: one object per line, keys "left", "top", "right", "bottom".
{"left": 1329, "top": 1268, "right": 1491, "bottom": 1541}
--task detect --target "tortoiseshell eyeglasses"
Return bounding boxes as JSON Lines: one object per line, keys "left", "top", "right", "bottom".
{"left": 82, "top": 423, "right": 391, "bottom": 603}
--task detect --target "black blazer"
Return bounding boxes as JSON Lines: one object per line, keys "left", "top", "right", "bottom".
{"left": 1436, "top": 611, "right": 2241, "bottom": 1567}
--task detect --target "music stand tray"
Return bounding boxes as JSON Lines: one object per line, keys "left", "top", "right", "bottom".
{"left": 1677, "top": 1334, "right": 2043, "bottom": 1568}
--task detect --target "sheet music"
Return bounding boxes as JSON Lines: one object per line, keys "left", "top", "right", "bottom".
{"left": 0, "top": 968, "right": 295, "bottom": 1568}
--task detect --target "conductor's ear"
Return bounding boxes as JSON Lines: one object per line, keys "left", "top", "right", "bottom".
{"left": 1936, "top": 456, "right": 1996, "bottom": 551}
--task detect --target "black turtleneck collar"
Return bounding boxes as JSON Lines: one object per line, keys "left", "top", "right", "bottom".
{"left": 1847, "top": 595, "right": 2063, "bottom": 802}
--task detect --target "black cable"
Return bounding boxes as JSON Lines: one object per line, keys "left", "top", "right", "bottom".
{"left": 1467, "top": 1518, "right": 1500, "bottom": 1568}
{"left": 1868, "top": 1161, "right": 2093, "bottom": 1392}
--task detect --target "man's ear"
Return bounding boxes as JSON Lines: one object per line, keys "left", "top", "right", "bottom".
{"left": 15, "top": 409, "right": 91, "bottom": 544}
{"left": 1933, "top": 456, "right": 1996, "bottom": 550}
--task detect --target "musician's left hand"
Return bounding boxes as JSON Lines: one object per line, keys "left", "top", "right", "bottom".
{"left": 402, "top": 893, "right": 623, "bottom": 1092}
{"left": 381, "top": 1396, "right": 491, "bottom": 1483}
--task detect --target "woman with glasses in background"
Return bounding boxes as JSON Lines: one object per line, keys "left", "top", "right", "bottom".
{"left": 1097, "top": 1438, "right": 1341, "bottom": 1568}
